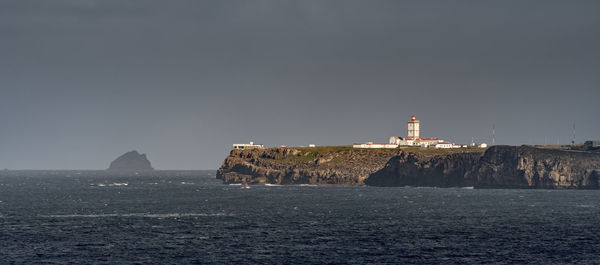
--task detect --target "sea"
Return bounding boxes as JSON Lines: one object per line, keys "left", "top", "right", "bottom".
{"left": 1, "top": 170, "right": 599, "bottom": 264}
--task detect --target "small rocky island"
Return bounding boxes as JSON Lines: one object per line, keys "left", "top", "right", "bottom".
{"left": 108, "top": 151, "right": 153, "bottom": 171}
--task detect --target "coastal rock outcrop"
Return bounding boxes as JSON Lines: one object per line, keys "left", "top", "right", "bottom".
{"left": 218, "top": 145, "right": 600, "bottom": 189}
{"left": 364, "top": 151, "right": 482, "bottom": 187}
{"left": 367, "top": 145, "right": 600, "bottom": 189}
{"left": 217, "top": 147, "right": 400, "bottom": 185}
{"left": 108, "top": 151, "right": 153, "bottom": 171}
{"left": 469, "top": 146, "right": 600, "bottom": 189}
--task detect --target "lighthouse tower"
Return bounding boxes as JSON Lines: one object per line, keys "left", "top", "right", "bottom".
{"left": 407, "top": 115, "right": 420, "bottom": 139}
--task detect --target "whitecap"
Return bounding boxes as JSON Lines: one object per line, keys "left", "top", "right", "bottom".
{"left": 576, "top": 204, "right": 595, "bottom": 208}
{"left": 94, "top": 183, "right": 128, "bottom": 187}
{"left": 39, "top": 212, "right": 230, "bottom": 218}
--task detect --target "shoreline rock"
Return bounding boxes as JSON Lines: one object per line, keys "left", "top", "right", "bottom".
{"left": 366, "top": 146, "right": 600, "bottom": 189}
{"left": 216, "top": 147, "right": 399, "bottom": 185}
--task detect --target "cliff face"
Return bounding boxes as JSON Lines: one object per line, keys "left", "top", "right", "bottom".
{"left": 216, "top": 147, "right": 399, "bottom": 185}
{"left": 364, "top": 151, "right": 482, "bottom": 187}
{"left": 108, "top": 151, "right": 153, "bottom": 171}
{"left": 368, "top": 146, "right": 600, "bottom": 189}
{"left": 217, "top": 145, "right": 600, "bottom": 189}
{"left": 469, "top": 146, "right": 600, "bottom": 189}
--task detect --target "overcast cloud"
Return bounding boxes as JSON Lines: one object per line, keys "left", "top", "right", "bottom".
{"left": 1, "top": 0, "right": 599, "bottom": 169}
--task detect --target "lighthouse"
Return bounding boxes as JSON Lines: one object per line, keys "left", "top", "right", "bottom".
{"left": 407, "top": 115, "right": 420, "bottom": 139}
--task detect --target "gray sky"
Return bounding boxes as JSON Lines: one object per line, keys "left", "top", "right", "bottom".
{"left": 1, "top": 0, "right": 599, "bottom": 169}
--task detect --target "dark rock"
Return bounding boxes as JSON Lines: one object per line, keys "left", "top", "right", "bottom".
{"left": 365, "top": 151, "right": 481, "bottom": 187}
{"left": 469, "top": 145, "right": 600, "bottom": 189}
{"left": 108, "top": 151, "right": 153, "bottom": 171}
{"left": 367, "top": 145, "right": 600, "bottom": 189}
{"left": 217, "top": 145, "right": 600, "bottom": 189}
{"left": 216, "top": 147, "right": 400, "bottom": 185}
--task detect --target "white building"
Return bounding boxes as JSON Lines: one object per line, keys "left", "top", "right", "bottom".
{"left": 478, "top": 143, "right": 488, "bottom": 148}
{"left": 390, "top": 137, "right": 440, "bottom": 147}
{"left": 232, "top": 141, "right": 264, "bottom": 150}
{"left": 413, "top": 139, "right": 431, "bottom": 147}
{"left": 385, "top": 114, "right": 461, "bottom": 149}
{"left": 390, "top": 115, "right": 446, "bottom": 147}
{"left": 415, "top": 138, "right": 443, "bottom": 146}
{"left": 353, "top": 142, "right": 399, "bottom": 149}
{"left": 434, "top": 142, "right": 453, "bottom": 148}
{"left": 389, "top": 136, "right": 403, "bottom": 145}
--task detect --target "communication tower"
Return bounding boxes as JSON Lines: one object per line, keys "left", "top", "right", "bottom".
{"left": 572, "top": 123, "right": 576, "bottom": 145}
{"left": 492, "top": 124, "right": 495, "bottom": 145}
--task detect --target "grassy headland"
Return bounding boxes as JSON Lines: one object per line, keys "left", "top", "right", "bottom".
{"left": 268, "top": 145, "right": 487, "bottom": 164}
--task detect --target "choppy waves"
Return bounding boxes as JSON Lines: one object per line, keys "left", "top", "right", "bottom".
{"left": 1, "top": 171, "right": 600, "bottom": 264}
{"left": 38, "top": 212, "right": 231, "bottom": 218}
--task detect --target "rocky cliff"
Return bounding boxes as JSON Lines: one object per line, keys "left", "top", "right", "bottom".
{"left": 469, "top": 146, "right": 600, "bottom": 189}
{"left": 364, "top": 150, "right": 483, "bottom": 187}
{"left": 218, "top": 145, "right": 600, "bottom": 189}
{"left": 367, "top": 145, "right": 600, "bottom": 189}
{"left": 216, "top": 146, "right": 400, "bottom": 185}
{"left": 108, "top": 151, "right": 154, "bottom": 171}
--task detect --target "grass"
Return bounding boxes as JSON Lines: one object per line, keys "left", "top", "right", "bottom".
{"left": 270, "top": 145, "right": 485, "bottom": 164}
{"left": 293, "top": 145, "right": 355, "bottom": 153}
{"left": 396, "top": 146, "right": 487, "bottom": 155}
{"left": 533, "top": 145, "right": 572, "bottom": 150}
{"left": 275, "top": 146, "right": 354, "bottom": 164}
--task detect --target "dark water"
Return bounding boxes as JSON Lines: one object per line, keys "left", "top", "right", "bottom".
{"left": 1, "top": 171, "right": 599, "bottom": 264}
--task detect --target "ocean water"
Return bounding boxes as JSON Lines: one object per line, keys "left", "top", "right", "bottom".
{"left": 1, "top": 171, "right": 599, "bottom": 264}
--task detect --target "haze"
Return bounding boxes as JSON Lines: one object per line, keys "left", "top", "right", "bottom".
{"left": 1, "top": 0, "right": 599, "bottom": 169}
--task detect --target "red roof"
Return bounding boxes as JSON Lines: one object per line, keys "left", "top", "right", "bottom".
{"left": 354, "top": 143, "right": 395, "bottom": 145}
{"left": 406, "top": 137, "right": 439, "bottom": 141}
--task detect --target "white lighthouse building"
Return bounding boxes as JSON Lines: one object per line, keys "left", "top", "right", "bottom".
{"left": 407, "top": 115, "right": 420, "bottom": 139}
{"left": 388, "top": 115, "right": 442, "bottom": 147}
{"left": 357, "top": 114, "right": 466, "bottom": 149}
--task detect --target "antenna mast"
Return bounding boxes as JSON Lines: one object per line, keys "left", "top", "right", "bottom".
{"left": 492, "top": 124, "right": 495, "bottom": 145}
{"left": 572, "top": 123, "right": 576, "bottom": 145}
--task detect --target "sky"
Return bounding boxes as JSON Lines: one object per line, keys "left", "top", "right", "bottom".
{"left": 1, "top": 0, "right": 599, "bottom": 170}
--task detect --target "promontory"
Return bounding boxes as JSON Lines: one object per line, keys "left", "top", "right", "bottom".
{"left": 217, "top": 145, "right": 600, "bottom": 189}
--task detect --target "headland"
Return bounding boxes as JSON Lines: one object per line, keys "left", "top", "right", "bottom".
{"left": 217, "top": 145, "right": 600, "bottom": 189}
{"left": 220, "top": 115, "right": 600, "bottom": 189}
